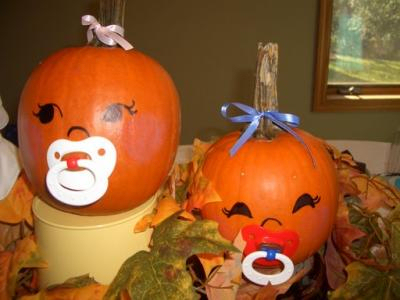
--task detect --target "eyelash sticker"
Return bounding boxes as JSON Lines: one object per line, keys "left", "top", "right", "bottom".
{"left": 292, "top": 193, "right": 321, "bottom": 214}
{"left": 222, "top": 202, "right": 253, "bottom": 218}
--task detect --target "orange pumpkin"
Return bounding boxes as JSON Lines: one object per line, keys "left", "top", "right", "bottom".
{"left": 188, "top": 43, "right": 338, "bottom": 266}
{"left": 192, "top": 129, "right": 338, "bottom": 265}
{"left": 18, "top": 46, "right": 180, "bottom": 215}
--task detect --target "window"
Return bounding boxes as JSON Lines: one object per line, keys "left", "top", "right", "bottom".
{"left": 313, "top": 0, "right": 400, "bottom": 111}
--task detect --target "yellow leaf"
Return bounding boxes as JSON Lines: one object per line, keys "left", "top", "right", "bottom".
{"left": 151, "top": 196, "right": 195, "bottom": 227}
{"left": 191, "top": 139, "right": 213, "bottom": 168}
{"left": 352, "top": 175, "right": 400, "bottom": 211}
{"left": 0, "top": 172, "right": 34, "bottom": 226}
{"left": 187, "top": 169, "right": 222, "bottom": 211}
{"left": 197, "top": 253, "right": 225, "bottom": 277}
{"left": 8, "top": 235, "right": 47, "bottom": 297}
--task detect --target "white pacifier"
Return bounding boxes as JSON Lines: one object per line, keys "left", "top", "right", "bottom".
{"left": 242, "top": 249, "right": 294, "bottom": 286}
{"left": 46, "top": 136, "right": 117, "bottom": 206}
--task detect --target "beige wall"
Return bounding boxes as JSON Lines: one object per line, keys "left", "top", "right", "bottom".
{"left": 0, "top": 0, "right": 399, "bottom": 144}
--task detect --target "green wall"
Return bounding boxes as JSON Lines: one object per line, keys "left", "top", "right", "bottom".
{"left": 0, "top": 0, "right": 399, "bottom": 144}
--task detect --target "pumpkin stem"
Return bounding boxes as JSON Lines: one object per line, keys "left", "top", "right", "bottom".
{"left": 90, "top": 0, "right": 127, "bottom": 47}
{"left": 253, "top": 43, "right": 279, "bottom": 139}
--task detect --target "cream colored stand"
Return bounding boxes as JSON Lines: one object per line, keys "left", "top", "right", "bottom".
{"left": 33, "top": 195, "right": 157, "bottom": 288}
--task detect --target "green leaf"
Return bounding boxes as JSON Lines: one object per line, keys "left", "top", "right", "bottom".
{"left": 105, "top": 213, "right": 238, "bottom": 300}
{"left": 390, "top": 221, "right": 400, "bottom": 266}
{"left": 105, "top": 251, "right": 196, "bottom": 300}
{"left": 348, "top": 204, "right": 373, "bottom": 234}
{"left": 329, "top": 262, "right": 400, "bottom": 300}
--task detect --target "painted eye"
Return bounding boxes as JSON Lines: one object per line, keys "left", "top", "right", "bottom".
{"left": 33, "top": 103, "right": 62, "bottom": 124}
{"left": 292, "top": 193, "right": 321, "bottom": 213}
{"left": 102, "top": 100, "right": 137, "bottom": 123}
{"left": 222, "top": 202, "right": 253, "bottom": 218}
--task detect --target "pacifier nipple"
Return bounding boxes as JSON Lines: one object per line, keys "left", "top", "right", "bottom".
{"left": 242, "top": 249, "right": 294, "bottom": 285}
{"left": 66, "top": 157, "right": 79, "bottom": 170}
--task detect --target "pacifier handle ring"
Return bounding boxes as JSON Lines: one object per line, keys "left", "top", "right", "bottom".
{"left": 242, "top": 250, "right": 294, "bottom": 286}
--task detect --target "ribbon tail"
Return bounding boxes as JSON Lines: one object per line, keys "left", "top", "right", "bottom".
{"left": 230, "top": 118, "right": 260, "bottom": 156}
{"left": 107, "top": 32, "right": 134, "bottom": 50}
{"left": 272, "top": 119, "right": 316, "bottom": 167}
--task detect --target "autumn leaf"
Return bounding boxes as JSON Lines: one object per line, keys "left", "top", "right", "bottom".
{"left": 0, "top": 172, "right": 34, "bottom": 226}
{"left": 390, "top": 221, "right": 400, "bottom": 266}
{"left": 134, "top": 197, "right": 195, "bottom": 233}
{"left": 325, "top": 235, "right": 347, "bottom": 290}
{"left": 8, "top": 235, "right": 47, "bottom": 297}
{"left": 205, "top": 233, "right": 245, "bottom": 300}
{"left": 0, "top": 251, "right": 12, "bottom": 299}
{"left": 150, "top": 197, "right": 195, "bottom": 227}
{"left": 329, "top": 261, "right": 400, "bottom": 300}
{"left": 333, "top": 196, "right": 366, "bottom": 256}
{"left": 236, "top": 266, "right": 311, "bottom": 300}
{"left": 186, "top": 169, "right": 222, "bottom": 212}
{"left": 105, "top": 213, "right": 238, "bottom": 300}
{"left": 387, "top": 205, "right": 400, "bottom": 266}
{"left": 191, "top": 139, "right": 213, "bottom": 174}
{"left": 352, "top": 175, "right": 399, "bottom": 212}
{"left": 133, "top": 213, "right": 153, "bottom": 233}
{"left": 19, "top": 274, "right": 108, "bottom": 300}
{"left": 0, "top": 223, "right": 27, "bottom": 251}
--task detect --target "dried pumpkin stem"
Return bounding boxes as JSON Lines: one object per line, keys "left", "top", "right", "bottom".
{"left": 99, "top": 0, "right": 126, "bottom": 27}
{"left": 253, "top": 43, "right": 279, "bottom": 139}
{"left": 90, "top": 0, "right": 127, "bottom": 47}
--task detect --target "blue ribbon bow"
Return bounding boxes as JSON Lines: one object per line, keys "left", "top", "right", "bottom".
{"left": 221, "top": 102, "right": 316, "bottom": 166}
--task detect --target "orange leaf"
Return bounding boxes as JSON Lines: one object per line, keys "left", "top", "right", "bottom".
{"left": 0, "top": 251, "right": 12, "bottom": 300}
{"left": 19, "top": 283, "right": 108, "bottom": 300}
{"left": 0, "top": 172, "right": 34, "bottom": 226}
{"left": 133, "top": 213, "right": 154, "bottom": 233}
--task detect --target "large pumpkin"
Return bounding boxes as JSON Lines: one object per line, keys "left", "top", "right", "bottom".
{"left": 191, "top": 129, "right": 338, "bottom": 265}
{"left": 18, "top": 46, "right": 180, "bottom": 215}
{"left": 188, "top": 43, "right": 338, "bottom": 267}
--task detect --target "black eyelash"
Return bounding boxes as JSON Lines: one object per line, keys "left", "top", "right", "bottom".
{"left": 222, "top": 202, "right": 253, "bottom": 218}
{"left": 124, "top": 100, "right": 138, "bottom": 116}
{"left": 292, "top": 193, "right": 321, "bottom": 214}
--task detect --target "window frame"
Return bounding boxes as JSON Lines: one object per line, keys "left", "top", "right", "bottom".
{"left": 312, "top": 0, "right": 400, "bottom": 112}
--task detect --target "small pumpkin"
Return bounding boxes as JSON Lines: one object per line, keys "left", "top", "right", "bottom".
{"left": 188, "top": 44, "right": 338, "bottom": 266}
{"left": 18, "top": 14, "right": 180, "bottom": 215}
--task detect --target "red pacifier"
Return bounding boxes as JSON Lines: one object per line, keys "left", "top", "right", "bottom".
{"left": 241, "top": 224, "right": 299, "bottom": 285}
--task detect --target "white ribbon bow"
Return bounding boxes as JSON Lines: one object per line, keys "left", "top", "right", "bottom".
{"left": 81, "top": 15, "right": 133, "bottom": 50}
